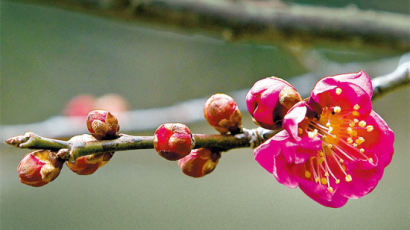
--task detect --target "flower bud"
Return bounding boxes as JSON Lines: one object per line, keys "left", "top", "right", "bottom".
{"left": 87, "top": 110, "right": 119, "bottom": 139}
{"left": 153, "top": 123, "right": 194, "bottom": 161}
{"left": 17, "top": 150, "right": 64, "bottom": 187}
{"left": 178, "top": 148, "right": 221, "bottom": 178}
{"left": 64, "top": 94, "right": 96, "bottom": 117}
{"left": 66, "top": 134, "right": 114, "bottom": 175}
{"left": 246, "top": 77, "right": 301, "bottom": 130}
{"left": 204, "top": 93, "right": 242, "bottom": 134}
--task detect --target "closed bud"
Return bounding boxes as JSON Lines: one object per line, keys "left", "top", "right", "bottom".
{"left": 66, "top": 134, "right": 114, "bottom": 175}
{"left": 87, "top": 110, "right": 119, "bottom": 139}
{"left": 17, "top": 150, "right": 64, "bottom": 187}
{"left": 154, "top": 123, "right": 194, "bottom": 161}
{"left": 178, "top": 148, "right": 221, "bottom": 178}
{"left": 246, "top": 77, "right": 301, "bottom": 130}
{"left": 204, "top": 93, "right": 242, "bottom": 134}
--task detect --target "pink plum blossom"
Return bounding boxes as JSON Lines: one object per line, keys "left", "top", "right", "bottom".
{"left": 252, "top": 71, "right": 394, "bottom": 208}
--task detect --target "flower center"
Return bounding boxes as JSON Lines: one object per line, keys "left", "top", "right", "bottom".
{"left": 302, "top": 104, "right": 375, "bottom": 193}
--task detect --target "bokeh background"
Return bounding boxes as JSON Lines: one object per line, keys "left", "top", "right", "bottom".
{"left": 1, "top": 1, "right": 409, "bottom": 229}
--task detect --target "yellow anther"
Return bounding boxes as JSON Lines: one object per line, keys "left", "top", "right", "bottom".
{"left": 353, "top": 104, "right": 360, "bottom": 110}
{"left": 324, "top": 172, "right": 329, "bottom": 177}
{"left": 335, "top": 88, "right": 342, "bottom": 95}
{"left": 347, "top": 137, "right": 353, "bottom": 144}
{"left": 298, "top": 128, "right": 303, "bottom": 135}
{"left": 345, "top": 174, "right": 352, "bottom": 182}
{"left": 333, "top": 106, "right": 341, "bottom": 113}
{"left": 352, "top": 111, "right": 360, "bottom": 116}
{"left": 358, "top": 120, "right": 366, "bottom": 127}
{"left": 326, "top": 122, "right": 331, "bottom": 127}
{"left": 328, "top": 187, "right": 334, "bottom": 193}
{"left": 328, "top": 126, "right": 333, "bottom": 133}
{"left": 308, "top": 129, "right": 318, "bottom": 138}
{"left": 353, "top": 143, "right": 358, "bottom": 148}
{"left": 369, "top": 158, "right": 374, "bottom": 164}
{"left": 315, "top": 178, "right": 320, "bottom": 183}
{"left": 319, "top": 152, "right": 324, "bottom": 157}
{"left": 355, "top": 137, "right": 365, "bottom": 145}
{"left": 335, "top": 179, "right": 340, "bottom": 184}
{"left": 305, "top": 171, "right": 311, "bottom": 178}
{"left": 349, "top": 122, "right": 355, "bottom": 127}
{"left": 360, "top": 148, "right": 365, "bottom": 153}
{"left": 321, "top": 178, "right": 328, "bottom": 185}
{"left": 366, "top": 125, "right": 374, "bottom": 132}
{"left": 354, "top": 119, "right": 359, "bottom": 123}
{"left": 327, "top": 144, "right": 333, "bottom": 149}
{"left": 347, "top": 127, "right": 353, "bottom": 135}
{"left": 339, "top": 159, "right": 344, "bottom": 163}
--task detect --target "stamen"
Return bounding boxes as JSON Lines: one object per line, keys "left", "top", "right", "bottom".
{"left": 354, "top": 119, "right": 359, "bottom": 123}
{"left": 321, "top": 178, "right": 328, "bottom": 185}
{"left": 359, "top": 148, "right": 365, "bottom": 153}
{"left": 347, "top": 138, "right": 353, "bottom": 144}
{"left": 358, "top": 121, "right": 367, "bottom": 127}
{"left": 308, "top": 129, "right": 318, "bottom": 138}
{"left": 345, "top": 174, "right": 352, "bottom": 182}
{"left": 298, "top": 128, "right": 303, "bottom": 135}
{"left": 333, "top": 106, "right": 341, "bottom": 113}
{"left": 335, "top": 179, "right": 340, "bottom": 184}
{"left": 366, "top": 125, "right": 374, "bottom": 132}
{"left": 305, "top": 170, "right": 311, "bottom": 178}
{"left": 352, "top": 111, "right": 360, "bottom": 116}
{"left": 349, "top": 122, "right": 355, "bottom": 127}
{"left": 335, "top": 88, "right": 342, "bottom": 95}
{"left": 353, "top": 143, "right": 358, "bottom": 148}
{"left": 355, "top": 137, "right": 365, "bottom": 145}
{"left": 328, "top": 187, "right": 334, "bottom": 193}
{"left": 353, "top": 104, "right": 360, "bottom": 110}
{"left": 369, "top": 158, "right": 374, "bottom": 163}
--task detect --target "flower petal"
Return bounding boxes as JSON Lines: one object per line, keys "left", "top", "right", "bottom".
{"left": 323, "top": 71, "right": 373, "bottom": 97}
{"left": 253, "top": 130, "right": 289, "bottom": 173}
{"left": 357, "top": 111, "right": 394, "bottom": 168}
{"left": 310, "top": 80, "right": 372, "bottom": 118}
{"left": 298, "top": 176, "right": 348, "bottom": 208}
{"left": 338, "top": 164, "right": 384, "bottom": 199}
{"left": 272, "top": 154, "right": 298, "bottom": 188}
{"left": 283, "top": 101, "right": 308, "bottom": 141}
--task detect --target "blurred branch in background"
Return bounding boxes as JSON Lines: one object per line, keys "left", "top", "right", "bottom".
{"left": 22, "top": 0, "right": 410, "bottom": 50}
{"left": 1, "top": 53, "right": 408, "bottom": 139}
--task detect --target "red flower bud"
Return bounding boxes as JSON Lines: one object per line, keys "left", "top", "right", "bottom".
{"left": 246, "top": 77, "right": 301, "bottom": 130}
{"left": 153, "top": 123, "right": 194, "bottom": 161}
{"left": 204, "top": 94, "right": 242, "bottom": 134}
{"left": 87, "top": 110, "right": 119, "bottom": 139}
{"left": 178, "top": 148, "right": 221, "bottom": 178}
{"left": 17, "top": 150, "right": 64, "bottom": 187}
{"left": 64, "top": 94, "right": 96, "bottom": 117}
{"left": 66, "top": 134, "right": 114, "bottom": 175}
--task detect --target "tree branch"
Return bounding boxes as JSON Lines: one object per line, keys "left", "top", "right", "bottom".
{"left": 24, "top": 0, "right": 410, "bottom": 49}
{"left": 5, "top": 63, "right": 409, "bottom": 160}
{"left": 5, "top": 128, "right": 278, "bottom": 161}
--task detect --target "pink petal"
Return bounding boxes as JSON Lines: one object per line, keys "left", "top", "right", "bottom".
{"left": 338, "top": 163, "right": 384, "bottom": 199}
{"left": 253, "top": 130, "right": 289, "bottom": 173}
{"left": 310, "top": 81, "right": 372, "bottom": 117}
{"left": 282, "top": 135, "right": 322, "bottom": 164}
{"left": 272, "top": 154, "right": 298, "bottom": 188}
{"left": 314, "top": 71, "right": 372, "bottom": 98}
{"left": 298, "top": 177, "right": 348, "bottom": 208}
{"left": 357, "top": 111, "right": 394, "bottom": 168}
{"left": 283, "top": 101, "right": 308, "bottom": 141}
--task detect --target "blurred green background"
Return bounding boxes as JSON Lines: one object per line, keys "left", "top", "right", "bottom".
{"left": 1, "top": 1, "right": 409, "bottom": 230}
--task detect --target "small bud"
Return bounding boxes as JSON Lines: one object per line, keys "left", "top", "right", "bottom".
{"left": 204, "top": 93, "right": 242, "bottom": 134}
{"left": 64, "top": 94, "right": 96, "bottom": 117}
{"left": 153, "top": 123, "right": 194, "bottom": 161}
{"left": 17, "top": 150, "right": 64, "bottom": 187}
{"left": 66, "top": 134, "right": 114, "bottom": 175}
{"left": 87, "top": 110, "right": 119, "bottom": 139}
{"left": 178, "top": 148, "right": 221, "bottom": 178}
{"left": 246, "top": 77, "right": 301, "bottom": 130}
